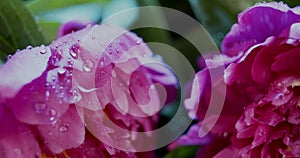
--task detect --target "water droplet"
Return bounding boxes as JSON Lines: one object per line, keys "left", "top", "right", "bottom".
{"left": 67, "top": 58, "right": 74, "bottom": 67}
{"left": 58, "top": 124, "right": 69, "bottom": 133}
{"left": 33, "top": 103, "right": 47, "bottom": 113}
{"left": 73, "top": 91, "right": 82, "bottom": 103}
{"left": 99, "top": 60, "right": 104, "bottom": 67}
{"left": 49, "top": 110, "right": 57, "bottom": 124}
{"left": 45, "top": 82, "right": 50, "bottom": 87}
{"left": 136, "top": 38, "right": 142, "bottom": 45}
{"left": 82, "top": 60, "right": 94, "bottom": 72}
{"left": 116, "top": 48, "right": 120, "bottom": 53}
{"left": 7, "top": 55, "right": 12, "bottom": 60}
{"left": 108, "top": 50, "right": 112, "bottom": 54}
{"left": 40, "top": 49, "right": 47, "bottom": 54}
{"left": 52, "top": 76, "right": 56, "bottom": 82}
{"left": 57, "top": 67, "right": 66, "bottom": 75}
{"left": 49, "top": 109, "right": 57, "bottom": 117}
{"left": 26, "top": 45, "right": 33, "bottom": 50}
{"left": 69, "top": 51, "right": 78, "bottom": 59}
{"left": 45, "top": 91, "right": 50, "bottom": 97}
{"left": 69, "top": 44, "right": 80, "bottom": 59}
{"left": 91, "top": 35, "right": 95, "bottom": 40}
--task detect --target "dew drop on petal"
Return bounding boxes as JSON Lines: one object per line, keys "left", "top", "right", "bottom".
{"left": 49, "top": 109, "right": 57, "bottom": 117}
{"left": 69, "top": 50, "right": 78, "bottom": 59}
{"left": 73, "top": 91, "right": 82, "bottom": 103}
{"left": 58, "top": 124, "right": 69, "bottom": 133}
{"left": 45, "top": 91, "right": 50, "bottom": 97}
{"left": 69, "top": 44, "right": 80, "bottom": 59}
{"left": 57, "top": 67, "right": 66, "bottom": 75}
{"left": 99, "top": 60, "right": 104, "bottom": 67}
{"left": 40, "top": 49, "right": 47, "bottom": 54}
{"left": 7, "top": 55, "right": 12, "bottom": 60}
{"left": 82, "top": 60, "right": 94, "bottom": 72}
{"left": 26, "top": 45, "right": 33, "bottom": 50}
{"left": 136, "top": 38, "right": 142, "bottom": 45}
{"left": 91, "top": 35, "right": 95, "bottom": 40}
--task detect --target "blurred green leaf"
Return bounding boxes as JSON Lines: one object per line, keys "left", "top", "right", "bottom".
{"left": 38, "top": 21, "right": 60, "bottom": 44}
{"left": 26, "top": 0, "right": 108, "bottom": 15}
{"left": 0, "top": 0, "right": 45, "bottom": 60}
{"left": 164, "top": 146, "right": 199, "bottom": 158}
{"left": 134, "top": 0, "right": 172, "bottom": 44}
{"left": 277, "top": 0, "right": 300, "bottom": 7}
{"left": 188, "top": 0, "right": 272, "bottom": 47}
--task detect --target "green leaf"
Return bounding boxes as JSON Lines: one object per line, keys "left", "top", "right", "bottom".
{"left": 0, "top": 35, "right": 16, "bottom": 56}
{"left": 38, "top": 21, "right": 60, "bottom": 44}
{"left": 188, "top": 0, "right": 272, "bottom": 46}
{"left": 0, "top": 0, "right": 45, "bottom": 59}
{"left": 164, "top": 146, "right": 199, "bottom": 158}
{"left": 26, "top": 0, "right": 108, "bottom": 15}
{"left": 277, "top": 0, "right": 300, "bottom": 7}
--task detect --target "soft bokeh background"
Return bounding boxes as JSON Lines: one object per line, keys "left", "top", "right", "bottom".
{"left": 0, "top": 0, "right": 298, "bottom": 157}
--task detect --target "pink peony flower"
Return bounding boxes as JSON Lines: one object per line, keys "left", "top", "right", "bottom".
{"left": 0, "top": 23, "right": 177, "bottom": 157}
{"left": 172, "top": 2, "right": 300, "bottom": 158}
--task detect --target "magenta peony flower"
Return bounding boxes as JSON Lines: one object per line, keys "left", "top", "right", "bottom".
{"left": 0, "top": 23, "right": 177, "bottom": 157}
{"left": 229, "top": 24, "right": 300, "bottom": 157}
{"left": 172, "top": 2, "right": 300, "bottom": 158}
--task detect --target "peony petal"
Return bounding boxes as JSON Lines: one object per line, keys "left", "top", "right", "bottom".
{"left": 213, "top": 145, "right": 240, "bottom": 158}
{"left": 0, "top": 45, "right": 50, "bottom": 99}
{"left": 37, "top": 106, "right": 85, "bottom": 153}
{"left": 290, "top": 140, "right": 300, "bottom": 157}
{"left": 271, "top": 47, "right": 300, "bottom": 74}
{"left": 57, "top": 21, "right": 88, "bottom": 37}
{"left": 6, "top": 72, "right": 70, "bottom": 125}
{"left": 184, "top": 69, "right": 209, "bottom": 120}
{"left": 222, "top": 2, "right": 300, "bottom": 56}
{"left": 0, "top": 107, "right": 41, "bottom": 158}
{"left": 236, "top": 125, "right": 257, "bottom": 139}
{"left": 252, "top": 125, "right": 271, "bottom": 147}
{"left": 168, "top": 124, "right": 213, "bottom": 150}
{"left": 288, "top": 106, "right": 300, "bottom": 124}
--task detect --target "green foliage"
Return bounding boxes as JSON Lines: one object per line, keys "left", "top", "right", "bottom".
{"left": 164, "top": 146, "right": 199, "bottom": 158}
{"left": 188, "top": 0, "right": 273, "bottom": 47}
{"left": 38, "top": 21, "right": 60, "bottom": 44}
{"left": 0, "top": 0, "right": 45, "bottom": 60}
{"left": 26, "top": 0, "right": 108, "bottom": 15}
{"left": 277, "top": 0, "right": 300, "bottom": 7}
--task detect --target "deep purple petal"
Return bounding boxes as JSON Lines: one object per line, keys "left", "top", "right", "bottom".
{"left": 168, "top": 124, "right": 213, "bottom": 150}
{"left": 222, "top": 2, "right": 300, "bottom": 56}
{"left": 57, "top": 21, "right": 89, "bottom": 37}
